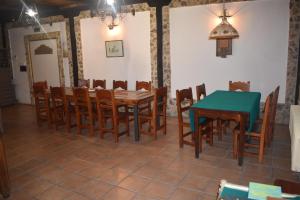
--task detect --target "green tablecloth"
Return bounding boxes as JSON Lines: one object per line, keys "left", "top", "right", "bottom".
{"left": 190, "top": 90, "right": 261, "bottom": 132}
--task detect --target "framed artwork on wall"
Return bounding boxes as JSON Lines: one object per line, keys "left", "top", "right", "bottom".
{"left": 105, "top": 40, "right": 124, "bottom": 57}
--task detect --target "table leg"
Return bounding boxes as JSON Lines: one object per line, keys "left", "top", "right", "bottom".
{"left": 133, "top": 105, "right": 140, "bottom": 142}
{"left": 194, "top": 111, "right": 200, "bottom": 158}
{"left": 238, "top": 116, "right": 245, "bottom": 166}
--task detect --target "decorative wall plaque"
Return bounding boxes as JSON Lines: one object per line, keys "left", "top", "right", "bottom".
{"left": 34, "top": 44, "right": 53, "bottom": 55}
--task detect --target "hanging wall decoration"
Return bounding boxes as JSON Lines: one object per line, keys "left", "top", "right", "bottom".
{"left": 209, "top": 3, "right": 239, "bottom": 58}
{"left": 105, "top": 40, "right": 124, "bottom": 57}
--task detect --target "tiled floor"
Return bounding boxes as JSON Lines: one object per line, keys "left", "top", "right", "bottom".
{"left": 1, "top": 105, "right": 299, "bottom": 200}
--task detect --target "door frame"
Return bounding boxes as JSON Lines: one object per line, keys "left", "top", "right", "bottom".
{"left": 24, "top": 31, "right": 64, "bottom": 103}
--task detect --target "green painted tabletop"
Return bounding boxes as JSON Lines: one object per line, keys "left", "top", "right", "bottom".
{"left": 189, "top": 90, "right": 261, "bottom": 132}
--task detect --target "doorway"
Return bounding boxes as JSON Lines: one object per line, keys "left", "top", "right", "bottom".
{"left": 24, "top": 32, "right": 64, "bottom": 103}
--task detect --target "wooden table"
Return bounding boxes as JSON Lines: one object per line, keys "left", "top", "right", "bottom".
{"left": 0, "top": 108, "right": 10, "bottom": 198}
{"left": 64, "top": 88, "right": 154, "bottom": 141}
{"left": 190, "top": 90, "right": 261, "bottom": 166}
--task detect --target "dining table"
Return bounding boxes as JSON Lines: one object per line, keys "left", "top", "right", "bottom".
{"left": 64, "top": 88, "right": 154, "bottom": 141}
{"left": 190, "top": 90, "right": 261, "bottom": 166}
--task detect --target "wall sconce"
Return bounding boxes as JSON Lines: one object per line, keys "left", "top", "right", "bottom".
{"left": 209, "top": 4, "right": 239, "bottom": 58}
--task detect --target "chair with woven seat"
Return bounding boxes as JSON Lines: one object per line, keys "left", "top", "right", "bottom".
{"left": 93, "top": 79, "right": 106, "bottom": 89}
{"left": 78, "top": 79, "right": 90, "bottom": 88}
{"left": 73, "top": 87, "right": 95, "bottom": 136}
{"left": 33, "top": 81, "right": 51, "bottom": 127}
{"left": 233, "top": 92, "right": 273, "bottom": 163}
{"left": 138, "top": 87, "right": 167, "bottom": 139}
{"left": 50, "top": 86, "right": 67, "bottom": 130}
{"left": 113, "top": 80, "right": 127, "bottom": 90}
{"left": 176, "top": 87, "right": 213, "bottom": 149}
{"left": 95, "top": 89, "right": 130, "bottom": 143}
{"left": 196, "top": 83, "right": 207, "bottom": 101}
{"left": 229, "top": 81, "right": 250, "bottom": 92}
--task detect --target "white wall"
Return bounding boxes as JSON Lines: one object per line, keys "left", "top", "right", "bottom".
{"left": 80, "top": 11, "right": 151, "bottom": 90}
{"left": 170, "top": 0, "right": 289, "bottom": 103}
{"left": 9, "top": 21, "right": 70, "bottom": 104}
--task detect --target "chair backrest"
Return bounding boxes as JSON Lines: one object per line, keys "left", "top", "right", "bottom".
{"left": 196, "top": 83, "right": 206, "bottom": 101}
{"left": 50, "top": 86, "right": 66, "bottom": 108}
{"left": 78, "top": 79, "right": 90, "bottom": 88}
{"left": 95, "top": 89, "right": 118, "bottom": 120}
{"left": 73, "top": 87, "right": 91, "bottom": 109}
{"left": 176, "top": 87, "right": 193, "bottom": 123}
{"left": 261, "top": 92, "right": 273, "bottom": 141}
{"left": 113, "top": 80, "right": 127, "bottom": 90}
{"left": 153, "top": 87, "right": 167, "bottom": 119}
{"left": 229, "top": 81, "right": 250, "bottom": 92}
{"left": 33, "top": 81, "right": 48, "bottom": 98}
{"left": 270, "top": 86, "right": 280, "bottom": 137}
{"left": 93, "top": 79, "right": 106, "bottom": 89}
{"left": 136, "top": 81, "right": 151, "bottom": 91}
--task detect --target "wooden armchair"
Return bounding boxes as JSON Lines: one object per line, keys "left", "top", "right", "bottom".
{"left": 32, "top": 81, "right": 51, "bottom": 127}
{"left": 95, "top": 89, "right": 129, "bottom": 143}
{"left": 229, "top": 81, "right": 250, "bottom": 92}
{"left": 233, "top": 92, "right": 273, "bottom": 162}
{"left": 73, "top": 87, "right": 95, "bottom": 136}
{"left": 138, "top": 87, "right": 167, "bottom": 139}
{"left": 113, "top": 80, "right": 127, "bottom": 90}
{"left": 176, "top": 87, "right": 213, "bottom": 149}
{"left": 93, "top": 79, "right": 106, "bottom": 89}
{"left": 50, "top": 87, "right": 67, "bottom": 130}
{"left": 196, "top": 83, "right": 206, "bottom": 101}
{"left": 78, "top": 79, "right": 90, "bottom": 88}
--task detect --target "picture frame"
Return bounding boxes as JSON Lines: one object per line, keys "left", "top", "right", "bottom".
{"left": 105, "top": 40, "right": 124, "bottom": 57}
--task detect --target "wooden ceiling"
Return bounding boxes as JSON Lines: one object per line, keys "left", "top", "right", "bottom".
{"left": 0, "top": 0, "right": 171, "bottom": 23}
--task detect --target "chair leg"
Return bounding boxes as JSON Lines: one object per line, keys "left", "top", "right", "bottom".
{"left": 88, "top": 115, "right": 94, "bottom": 136}
{"left": 199, "top": 129, "right": 203, "bottom": 153}
{"left": 233, "top": 131, "right": 238, "bottom": 159}
{"left": 217, "top": 120, "right": 222, "bottom": 141}
{"left": 114, "top": 126, "right": 119, "bottom": 143}
{"left": 258, "top": 137, "right": 264, "bottom": 163}
{"left": 76, "top": 113, "right": 81, "bottom": 135}
{"left": 126, "top": 117, "right": 130, "bottom": 136}
{"left": 179, "top": 127, "right": 183, "bottom": 148}
{"left": 163, "top": 115, "right": 167, "bottom": 135}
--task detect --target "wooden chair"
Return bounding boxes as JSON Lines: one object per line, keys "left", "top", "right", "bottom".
{"left": 176, "top": 87, "right": 213, "bottom": 149}
{"left": 233, "top": 92, "right": 273, "bottom": 163}
{"left": 269, "top": 86, "right": 280, "bottom": 143}
{"left": 136, "top": 81, "right": 152, "bottom": 91}
{"left": 73, "top": 87, "right": 95, "bottom": 136}
{"left": 32, "top": 81, "right": 51, "bottom": 127}
{"left": 50, "top": 87, "right": 67, "bottom": 130}
{"left": 113, "top": 80, "right": 127, "bottom": 90}
{"left": 196, "top": 83, "right": 206, "bottom": 101}
{"left": 138, "top": 87, "right": 167, "bottom": 139}
{"left": 95, "top": 89, "right": 130, "bottom": 143}
{"left": 229, "top": 81, "right": 250, "bottom": 92}
{"left": 93, "top": 79, "right": 106, "bottom": 89}
{"left": 78, "top": 79, "right": 90, "bottom": 88}
{"left": 136, "top": 81, "right": 152, "bottom": 113}
{"left": 274, "top": 179, "right": 300, "bottom": 195}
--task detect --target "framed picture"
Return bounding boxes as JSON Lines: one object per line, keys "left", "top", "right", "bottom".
{"left": 105, "top": 40, "right": 124, "bottom": 57}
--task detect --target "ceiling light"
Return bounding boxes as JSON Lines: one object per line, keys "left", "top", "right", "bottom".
{"left": 107, "top": 0, "right": 115, "bottom": 6}
{"left": 25, "top": 9, "right": 37, "bottom": 17}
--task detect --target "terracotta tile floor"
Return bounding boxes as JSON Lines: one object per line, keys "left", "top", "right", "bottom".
{"left": 1, "top": 105, "right": 300, "bottom": 200}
